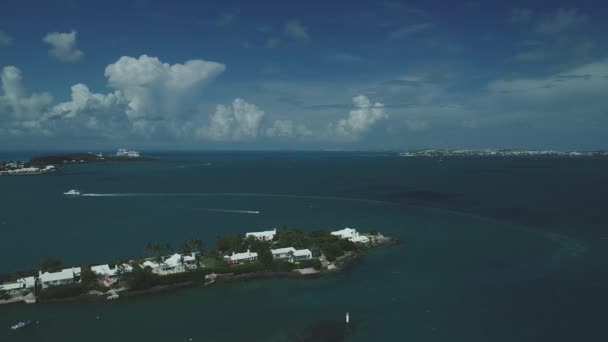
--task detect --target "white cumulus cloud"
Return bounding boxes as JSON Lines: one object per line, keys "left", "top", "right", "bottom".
{"left": 198, "top": 98, "right": 265, "bottom": 141}
{"left": 104, "top": 54, "right": 226, "bottom": 133}
{"left": 0, "top": 66, "right": 53, "bottom": 134}
{"left": 43, "top": 30, "right": 84, "bottom": 62}
{"left": 1, "top": 55, "right": 227, "bottom": 139}
{"left": 331, "top": 95, "right": 388, "bottom": 138}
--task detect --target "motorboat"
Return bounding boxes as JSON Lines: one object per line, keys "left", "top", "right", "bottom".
{"left": 10, "top": 320, "right": 31, "bottom": 330}
{"left": 63, "top": 189, "right": 80, "bottom": 196}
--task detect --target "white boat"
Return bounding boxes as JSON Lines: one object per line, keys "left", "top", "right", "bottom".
{"left": 63, "top": 189, "right": 80, "bottom": 196}
{"left": 10, "top": 320, "right": 31, "bottom": 330}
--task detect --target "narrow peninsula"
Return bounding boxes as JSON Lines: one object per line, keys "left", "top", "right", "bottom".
{"left": 0, "top": 227, "right": 396, "bottom": 305}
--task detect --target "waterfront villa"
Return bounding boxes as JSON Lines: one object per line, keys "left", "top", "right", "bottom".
{"left": 245, "top": 228, "right": 277, "bottom": 241}
{"left": 224, "top": 250, "right": 258, "bottom": 264}
{"left": 91, "top": 264, "right": 119, "bottom": 277}
{"left": 91, "top": 263, "right": 133, "bottom": 286}
{"left": 140, "top": 253, "right": 198, "bottom": 275}
{"left": 271, "top": 247, "right": 313, "bottom": 262}
{"left": 293, "top": 249, "right": 313, "bottom": 261}
{"left": 331, "top": 228, "right": 370, "bottom": 244}
{"left": 0, "top": 277, "right": 36, "bottom": 295}
{"left": 39, "top": 267, "right": 81, "bottom": 288}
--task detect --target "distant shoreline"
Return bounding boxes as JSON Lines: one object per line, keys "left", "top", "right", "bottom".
{"left": 0, "top": 151, "right": 151, "bottom": 176}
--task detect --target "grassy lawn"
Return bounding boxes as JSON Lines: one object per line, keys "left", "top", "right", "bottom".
{"left": 201, "top": 256, "right": 221, "bottom": 269}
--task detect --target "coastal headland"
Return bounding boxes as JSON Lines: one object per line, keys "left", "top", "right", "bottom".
{"left": 0, "top": 149, "right": 148, "bottom": 176}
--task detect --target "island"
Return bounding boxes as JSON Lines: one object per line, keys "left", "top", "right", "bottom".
{"left": 0, "top": 149, "right": 147, "bottom": 176}
{"left": 0, "top": 227, "right": 396, "bottom": 304}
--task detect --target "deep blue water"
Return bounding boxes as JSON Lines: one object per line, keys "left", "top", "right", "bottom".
{"left": 0, "top": 151, "right": 607, "bottom": 341}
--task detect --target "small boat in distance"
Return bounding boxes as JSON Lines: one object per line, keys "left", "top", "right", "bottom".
{"left": 63, "top": 189, "right": 80, "bottom": 196}
{"left": 10, "top": 320, "right": 31, "bottom": 330}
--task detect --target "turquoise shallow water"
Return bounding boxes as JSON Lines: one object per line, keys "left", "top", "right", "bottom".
{"left": 0, "top": 152, "right": 607, "bottom": 341}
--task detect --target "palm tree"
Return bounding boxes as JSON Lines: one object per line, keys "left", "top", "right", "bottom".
{"left": 287, "top": 250, "right": 295, "bottom": 263}
{"left": 180, "top": 243, "right": 192, "bottom": 255}
{"left": 179, "top": 255, "right": 186, "bottom": 272}
{"left": 164, "top": 243, "right": 173, "bottom": 255}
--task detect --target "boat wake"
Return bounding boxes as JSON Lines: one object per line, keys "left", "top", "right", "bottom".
{"left": 81, "top": 193, "right": 212, "bottom": 197}
{"left": 79, "top": 192, "right": 390, "bottom": 205}
{"left": 197, "top": 208, "right": 260, "bottom": 214}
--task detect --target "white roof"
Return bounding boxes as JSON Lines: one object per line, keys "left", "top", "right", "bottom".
{"left": 294, "top": 249, "right": 312, "bottom": 257}
{"left": 39, "top": 268, "right": 76, "bottom": 283}
{"left": 142, "top": 260, "right": 160, "bottom": 269}
{"left": 91, "top": 264, "right": 117, "bottom": 277}
{"left": 350, "top": 236, "right": 370, "bottom": 243}
{"left": 160, "top": 253, "right": 196, "bottom": 268}
{"left": 246, "top": 228, "right": 276, "bottom": 239}
{"left": 225, "top": 250, "right": 258, "bottom": 261}
{"left": 271, "top": 247, "right": 296, "bottom": 255}
{"left": 19, "top": 276, "right": 36, "bottom": 288}
{"left": 331, "top": 228, "right": 358, "bottom": 239}
{"left": 163, "top": 254, "right": 181, "bottom": 267}
{"left": 121, "top": 264, "right": 133, "bottom": 273}
{"left": 0, "top": 282, "right": 23, "bottom": 291}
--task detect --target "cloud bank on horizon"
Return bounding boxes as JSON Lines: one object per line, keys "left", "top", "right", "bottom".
{"left": 1, "top": 1, "right": 607, "bottom": 149}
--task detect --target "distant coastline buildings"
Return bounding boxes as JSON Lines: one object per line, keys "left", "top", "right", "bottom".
{"left": 398, "top": 149, "right": 608, "bottom": 157}
{"left": 116, "top": 148, "right": 140, "bottom": 158}
{"left": 0, "top": 164, "right": 55, "bottom": 176}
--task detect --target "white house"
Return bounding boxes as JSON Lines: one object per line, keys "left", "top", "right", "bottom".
{"left": 224, "top": 250, "right": 258, "bottom": 264}
{"left": 331, "top": 228, "right": 369, "bottom": 243}
{"left": 293, "top": 249, "right": 313, "bottom": 261}
{"left": 350, "top": 235, "right": 370, "bottom": 243}
{"left": 91, "top": 264, "right": 118, "bottom": 277}
{"left": 271, "top": 247, "right": 313, "bottom": 262}
{"left": 271, "top": 247, "right": 296, "bottom": 260}
{"left": 161, "top": 253, "right": 197, "bottom": 274}
{"left": 141, "top": 253, "right": 198, "bottom": 275}
{"left": 0, "top": 282, "right": 24, "bottom": 295}
{"left": 39, "top": 267, "right": 81, "bottom": 288}
{"left": 116, "top": 148, "right": 140, "bottom": 157}
{"left": 245, "top": 228, "right": 277, "bottom": 241}
{"left": 1, "top": 276, "right": 37, "bottom": 295}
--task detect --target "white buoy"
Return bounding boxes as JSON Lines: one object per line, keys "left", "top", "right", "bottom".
{"left": 346, "top": 312, "right": 350, "bottom": 324}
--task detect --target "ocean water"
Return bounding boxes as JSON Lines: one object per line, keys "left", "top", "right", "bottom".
{"left": 0, "top": 151, "right": 607, "bottom": 341}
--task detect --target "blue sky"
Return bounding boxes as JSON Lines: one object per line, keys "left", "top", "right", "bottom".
{"left": 1, "top": 0, "right": 607, "bottom": 150}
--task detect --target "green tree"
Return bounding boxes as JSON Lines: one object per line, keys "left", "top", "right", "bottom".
{"left": 216, "top": 235, "right": 242, "bottom": 253}
{"left": 180, "top": 243, "right": 192, "bottom": 255}
{"left": 40, "top": 257, "right": 63, "bottom": 273}
{"left": 80, "top": 265, "right": 98, "bottom": 289}
{"left": 163, "top": 243, "right": 173, "bottom": 255}
{"left": 0, "top": 289, "right": 10, "bottom": 300}
{"left": 123, "top": 264, "right": 157, "bottom": 290}
{"left": 257, "top": 247, "right": 275, "bottom": 269}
